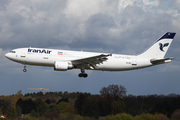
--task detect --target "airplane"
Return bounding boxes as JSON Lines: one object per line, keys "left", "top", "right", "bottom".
{"left": 5, "top": 32, "right": 176, "bottom": 78}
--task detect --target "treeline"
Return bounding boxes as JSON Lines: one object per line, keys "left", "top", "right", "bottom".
{"left": 124, "top": 93, "right": 180, "bottom": 117}
{"left": 0, "top": 85, "right": 180, "bottom": 120}
{"left": 24, "top": 91, "right": 84, "bottom": 99}
{"left": 75, "top": 93, "right": 180, "bottom": 118}
{"left": 74, "top": 85, "right": 180, "bottom": 119}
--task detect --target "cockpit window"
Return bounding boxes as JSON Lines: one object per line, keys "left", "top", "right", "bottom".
{"left": 10, "top": 51, "right": 16, "bottom": 53}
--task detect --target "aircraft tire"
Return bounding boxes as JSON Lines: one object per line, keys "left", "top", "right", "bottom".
{"left": 23, "top": 69, "right": 27, "bottom": 72}
{"left": 78, "top": 73, "right": 88, "bottom": 78}
{"left": 78, "top": 73, "right": 83, "bottom": 77}
{"left": 83, "top": 73, "right": 88, "bottom": 78}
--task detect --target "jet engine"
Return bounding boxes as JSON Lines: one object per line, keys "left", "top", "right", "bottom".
{"left": 54, "top": 61, "right": 73, "bottom": 71}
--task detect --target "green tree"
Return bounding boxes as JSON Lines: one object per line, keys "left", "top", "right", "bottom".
{"left": 23, "top": 99, "right": 36, "bottom": 114}
{"left": 0, "top": 99, "right": 11, "bottom": 114}
{"left": 62, "top": 105, "right": 75, "bottom": 114}
{"left": 155, "top": 114, "right": 169, "bottom": 120}
{"left": 103, "top": 113, "right": 133, "bottom": 120}
{"left": 46, "top": 103, "right": 59, "bottom": 113}
{"left": 16, "top": 90, "right": 23, "bottom": 97}
{"left": 16, "top": 105, "right": 22, "bottom": 116}
{"left": 35, "top": 98, "right": 47, "bottom": 116}
{"left": 0, "top": 108, "right": 2, "bottom": 116}
{"left": 118, "top": 113, "right": 133, "bottom": 120}
{"left": 16, "top": 98, "right": 23, "bottom": 112}
{"left": 11, "top": 90, "right": 23, "bottom": 108}
{"left": 81, "top": 95, "right": 99, "bottom": 117}
{"left": 134, "top": 114, "right": 157, "bottom": 120}
{"left": 7, "top": 106, "right": 17, "bottom": 119}
{"left": 57, "top": 101, "right": 68, "bottom": 113}
{"left": 30, "top": 109, "right": 40, "bottom": 118}
{"left": 74, "top": 93, "right": 91, "bottom": 116}
{"left": 111, "top": 100, "right": 126, "bottom": 114}
{"left": 59, "top": 113, "right": 84, "bottom": 120}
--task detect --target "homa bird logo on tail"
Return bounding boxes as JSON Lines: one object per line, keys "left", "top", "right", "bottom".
{"left": 159, "top": 43, "right": 169, "bottom": 52}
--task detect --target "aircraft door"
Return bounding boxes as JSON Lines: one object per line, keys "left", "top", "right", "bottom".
{"left": 21, "top": 50, "right": 26, "bottom": 58}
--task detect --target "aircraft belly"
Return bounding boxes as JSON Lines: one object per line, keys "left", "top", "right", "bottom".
{"left": 95, "top": 58, "right": 151, "bottom": 71}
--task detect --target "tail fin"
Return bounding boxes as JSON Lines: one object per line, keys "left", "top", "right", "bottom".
{"left": 138, "top": 32, "right": 176, "bottom": 59}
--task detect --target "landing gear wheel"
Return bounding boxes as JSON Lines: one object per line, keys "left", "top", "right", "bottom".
{"left": 78, "top": 73, "right": 83, "bottom": 77}
{"left": 83, "top": 73, "right": 88, "bottom": 78}
{"left": 78, "top": 73, "right": 88, "bottom": 78}
{"left": 23, "top": 69, "right": 27, "bottom": 72}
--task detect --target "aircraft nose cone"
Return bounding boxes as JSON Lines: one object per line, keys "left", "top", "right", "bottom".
{"left": 5, "top": 53, "right": 8, "bottom": 58}
{"left": 5, "top": 53, "right": 10, "bottom": 59}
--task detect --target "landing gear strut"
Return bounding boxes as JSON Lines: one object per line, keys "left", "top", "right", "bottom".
{"left": 23, "top": 65, "right": 27, "bottom": 72}
{"left": 78, "top": 66, "right": 88, "bottom": 78}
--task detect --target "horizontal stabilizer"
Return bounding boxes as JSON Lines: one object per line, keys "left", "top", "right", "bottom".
{"left": 150, "top": 57, "right": 174, "bottom": 65}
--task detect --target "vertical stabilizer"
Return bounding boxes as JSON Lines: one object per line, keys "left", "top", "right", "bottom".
{"left": 138, "top": 32, "right": 176, "bottom": 59}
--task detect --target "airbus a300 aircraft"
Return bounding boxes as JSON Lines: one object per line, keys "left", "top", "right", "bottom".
{"left": 5, "top": 32, "right": 176, "bottom": 78}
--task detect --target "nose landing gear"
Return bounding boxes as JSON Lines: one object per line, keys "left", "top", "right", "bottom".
{"left": 23, "top": 65, "right": 27, "bottom": 72}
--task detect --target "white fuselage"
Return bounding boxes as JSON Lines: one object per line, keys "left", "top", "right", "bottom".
{"left": 5, "top": 47, "right": 152, "bottom": 71}
{"left": 4, "top": 32, "right": 175, "bottom": 77}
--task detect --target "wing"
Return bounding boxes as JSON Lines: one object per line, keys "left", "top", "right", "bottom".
{"left": 72, "top": 54, "right": 109, "bottom": 69}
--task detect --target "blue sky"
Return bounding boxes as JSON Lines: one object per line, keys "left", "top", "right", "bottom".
{"left": 0, "top": 0, "right": 180, "bottom": 96}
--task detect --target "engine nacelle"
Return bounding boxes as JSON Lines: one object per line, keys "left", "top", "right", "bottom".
{"left": 54, "top": 61, "right": 73, "bottom": 71}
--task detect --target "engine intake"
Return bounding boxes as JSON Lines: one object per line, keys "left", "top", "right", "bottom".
{"left": 54, "top": 61, "right": 73, "bottom": 71}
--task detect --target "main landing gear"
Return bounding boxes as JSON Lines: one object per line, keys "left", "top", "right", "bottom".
{"left": 23, "top": 64, "right": 27, "bottom": 72}
{"left": 78, "top": 73, "right": 88, "bottom": 78}
{"left": 78, "top": 67, "right": 88, "bottom": 78}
